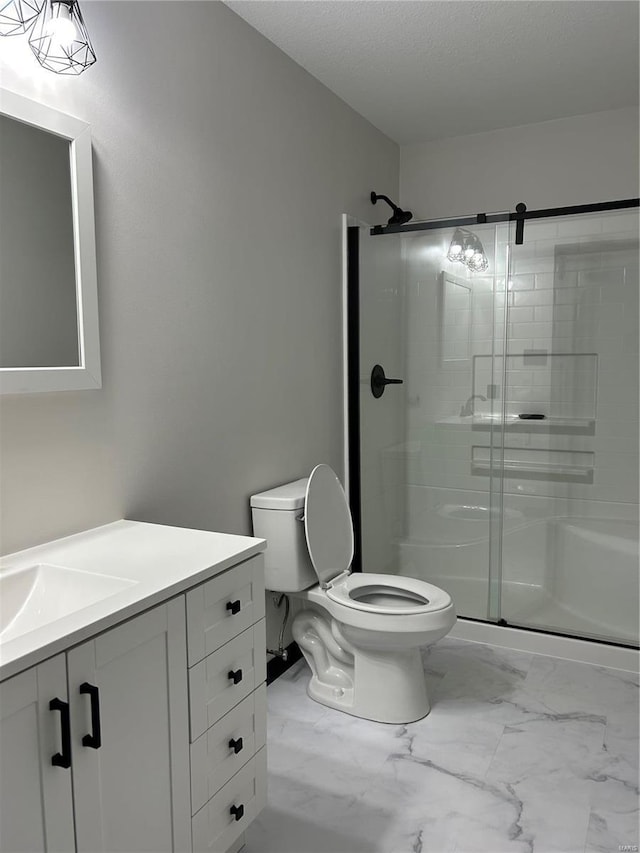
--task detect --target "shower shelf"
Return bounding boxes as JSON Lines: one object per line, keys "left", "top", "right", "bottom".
{"left": 435, "top": 416, "right": 595, "bottom": 435}
{"left": 472, "top": 417, "right": 596, "bottom": 435}
{"left": 472, "top": 459, "right": 594, "bottom": 482}
{"left": 471, "top": 446, "right": 595, "bottom": 483}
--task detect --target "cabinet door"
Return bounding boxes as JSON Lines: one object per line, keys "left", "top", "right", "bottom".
{"left": 0, "top": 655, "right": 75, "bottom": 853}
{"left": 67, "top": 598, "right": 191, "bottom": 853}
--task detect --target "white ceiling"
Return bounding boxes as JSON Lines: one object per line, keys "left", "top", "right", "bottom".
{"left": 224, "top": 0, "right": 640, "bottom": 145}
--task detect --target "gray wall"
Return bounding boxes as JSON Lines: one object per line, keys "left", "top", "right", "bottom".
{"left": 401, "top": 107, "right": 639, "bottom": 219}
{"left": 0, "top": 0, "right": 398, "bottom": 658}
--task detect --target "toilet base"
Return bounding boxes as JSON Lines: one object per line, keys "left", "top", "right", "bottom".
{"left": 302, "top": 644, "right": 431, "bottom": 725}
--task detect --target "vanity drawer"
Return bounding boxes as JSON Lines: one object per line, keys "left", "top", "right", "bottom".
{"left": 190, "top": 684, "right": 267, "bottom": 815}
{"left": 189, "top": 621, "right": 266, "bottom": 741}
{"left": 187, "top": 555, "right": 265, "bottom": 667}
{"left": 191, "top": 748, "right": 267, "bottom": 853}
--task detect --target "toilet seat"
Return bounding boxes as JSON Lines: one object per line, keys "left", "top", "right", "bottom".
{"left": 304, "top": 464, "right": 354, "bottom": 587}
{"left": 325, "top": 572, "right": 452, "bottom": 616}
{"left": 303, "top": 465, "right": 452, "bottom": 618}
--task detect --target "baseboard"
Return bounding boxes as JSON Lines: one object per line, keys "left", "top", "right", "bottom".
{"left": 266, "top": 641, "right": 302, "bottom": 684}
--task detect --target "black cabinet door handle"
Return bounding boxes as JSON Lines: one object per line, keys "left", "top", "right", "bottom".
{"left": 49, "top": 698, "right": 71, "bottom": 769}
{"left": 226, "top": 600, "right": 241, "bottom": 615}
{"left": 79, "top": 682, "right": 102, "bottom": 749}
{"left": 229, "top": 804, "right": 244, "bottom": 822}
{"left": 228, "top": 669, "right": 243, "bottom": 685}
{"left": 228, "top": 737, "right": 244, "bottom": 754}
{"left": 370, "top": 364, "right": 404, "bottom": 398}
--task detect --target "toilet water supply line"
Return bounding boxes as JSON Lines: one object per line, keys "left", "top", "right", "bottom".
{"left": 267, "top": 593, "right": 290, "bottom": 661}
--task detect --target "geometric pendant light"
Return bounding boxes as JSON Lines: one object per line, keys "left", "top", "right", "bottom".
{"left": 0, "top": 0, "right": 44, "bottom": 36}
{"left": 28, "top": 0, "right": 96, "bottom": 74}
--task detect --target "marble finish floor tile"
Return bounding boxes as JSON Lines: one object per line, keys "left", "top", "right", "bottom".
{"left": 245, "top": 640, "right": 639, "bottom": 853}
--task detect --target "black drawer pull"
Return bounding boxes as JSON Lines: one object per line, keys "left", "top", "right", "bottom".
{"left": 226, "top": 600, "right": 241, "bottom": 615}
{"left": 49, "top": 698, "right": 71, "bottom": 769}
{"left": 229, "top": 737, "right": 244, "bottom": 754}
{"left": 79, "top": 682, "right": 102, "bottom": 749}
{"left": 230, "top": 804, "right": 244, "bottom": 822}
{"left": 228, "top": 669, "right": 243, "bottom": 685}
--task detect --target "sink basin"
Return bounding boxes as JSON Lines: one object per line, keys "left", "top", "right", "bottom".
{"left": 0, "top": 563, "right": 137, "bottom": 644}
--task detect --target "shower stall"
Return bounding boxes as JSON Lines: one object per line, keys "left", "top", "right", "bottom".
{"left": 345, "top": 199, "right": 639, "bottom": 650}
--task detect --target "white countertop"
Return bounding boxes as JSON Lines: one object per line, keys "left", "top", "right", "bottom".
{"left": 0, "top": 520, "right": 265, "bottom": 682}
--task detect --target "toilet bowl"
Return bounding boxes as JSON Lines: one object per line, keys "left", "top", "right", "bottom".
{"left": 251, "top": 464, "right": 456, "bottom": 723}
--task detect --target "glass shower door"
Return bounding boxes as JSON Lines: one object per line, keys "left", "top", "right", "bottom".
{"left": 500, "top": 207, "right": 639, "bottom": 646}
{"left": 354, "top": 218, "right": 511, "bottom": 623}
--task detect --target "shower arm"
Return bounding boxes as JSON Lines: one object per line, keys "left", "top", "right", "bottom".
{"left": 370, "top": 191, "right": 413, "bottom": 225}
{"left": 370, "top": 191, "right": 399, "bottom": 213}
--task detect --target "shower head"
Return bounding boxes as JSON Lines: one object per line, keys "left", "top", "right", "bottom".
{"left": 370, "top": 191, "right": 413, "bottom": 227}
{"left": 387, "top": 207, "right": 413, "bottom": 226}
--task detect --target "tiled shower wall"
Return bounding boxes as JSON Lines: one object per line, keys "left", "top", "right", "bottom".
{"left": 500, "top": 211, "right": 639, "bottom": 504}
{"left": 404, "top": 208, "right": 638, "bottom": 511}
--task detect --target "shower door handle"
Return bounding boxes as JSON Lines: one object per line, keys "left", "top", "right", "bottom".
{"left": 370, "top": 364, "right": 404, "bottom": 399}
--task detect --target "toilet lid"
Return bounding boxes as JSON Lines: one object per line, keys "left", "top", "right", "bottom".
{"left": 304, "top": 464, "right": 354, "bottom": 586}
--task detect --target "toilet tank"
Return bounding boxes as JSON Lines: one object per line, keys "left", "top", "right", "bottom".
{"left": 250, "top": 477, "right": 318, "bottom": 592}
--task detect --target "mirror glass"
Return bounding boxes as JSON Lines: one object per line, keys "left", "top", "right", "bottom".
{"left": 0, "top": 90, "right": 100, "bottom": 394}
{"left": 0, "top": 115, "right": 79, "bottom": 368}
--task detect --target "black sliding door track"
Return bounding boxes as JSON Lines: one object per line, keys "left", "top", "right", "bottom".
{"left": 370, "top": 197, "right": 640, "bottom": 241}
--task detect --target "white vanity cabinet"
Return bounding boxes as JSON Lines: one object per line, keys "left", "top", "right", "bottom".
{"left": 67, "top": 597, "right": 191, "bottom": 853}
{"left": 0, "top": 655, "right": 75, "bottom": 853}
{"left": 186, "top": 555, "right": 267, "bottom": 853}
{"left": 0, "top": 543, "right": 267, "bottom": 853}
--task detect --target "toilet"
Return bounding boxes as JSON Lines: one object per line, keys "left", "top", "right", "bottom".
{"left": 251, "top": 464, "right": 456, "bottom": 724}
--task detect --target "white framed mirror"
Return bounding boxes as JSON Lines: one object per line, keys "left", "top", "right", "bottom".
{"left": 0, "top": 89, "right": 100, "bottom": 394}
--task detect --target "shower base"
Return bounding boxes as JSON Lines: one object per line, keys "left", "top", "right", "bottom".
{"left": 396, "top": 501, "right": 638, "bottom": 643}
{"left": 433, "top": 574, "right": 638, "bottom": 646}
{"left": 449, "top": 617, "right": 639, "bottom": 674}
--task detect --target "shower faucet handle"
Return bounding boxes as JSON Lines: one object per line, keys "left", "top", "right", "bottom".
{"left": 370, "top": 364, "right": 404, "bottom": 399}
